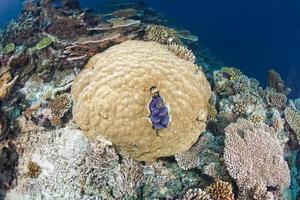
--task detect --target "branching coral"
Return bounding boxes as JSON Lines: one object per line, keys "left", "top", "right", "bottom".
{"left": 144, "top": 24, "right": 181, "bottom": 45}
{"left": 263, "top": 89, "right": 287, "bottom": 110}
{"left": 47, "top": 93, "right": 71, "bottom": 126}
{"left": 224, "top": 119, "right": 290, "bottom": 196}
{"left": 175, "top": 132, "right": 214, "bottom": 170}
{"left": 285, "top": 106, "right": 300, "bottom": 139}
{"left": 116, "top": 157, "right": 144, "bottom": 198}
{"left": 71, "top": 40, "right": 211, "bottom": 161}
{"left": 252, "top": 183, "right": 275, "bottom": 200}
{"left": 205, "top": 181, "right": 234, "bottom": 200}
{"left": 167, "top": 43, "right": 196, "bottom": 63}
{"left": 181, "top": 188, "right": 211, "bottom": 200}
{"left": 267, "top": 69, "right": 290, "bottom": 95}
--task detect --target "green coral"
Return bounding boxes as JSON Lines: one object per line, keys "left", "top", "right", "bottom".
{"left": 34, "top": 36, "right": 55, "bottom": 50}
{"left": 3, "top": 43, "right": 15, "bottom": 54}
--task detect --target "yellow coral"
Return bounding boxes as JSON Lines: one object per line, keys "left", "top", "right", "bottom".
{"left": 27, "top": 161, "right": 41, "bottom": 178}
{"left": 144, "top": 24, "right": 180, "bottom": 45}
{"left": 48, "top": 94, "right": 70, "bottom": 126}
{"left": 205, "top": 181, "right": 234, "bottom": 200}
{"left": 71, "top": 40, "right": 211, "bottom": 161}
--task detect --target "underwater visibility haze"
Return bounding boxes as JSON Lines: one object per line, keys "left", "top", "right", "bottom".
{"left": 0, "top": 0, "right": 300, "bottom": 199}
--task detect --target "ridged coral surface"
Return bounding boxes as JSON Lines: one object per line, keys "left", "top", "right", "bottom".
{"left": 71, "top": 40, "right": 211, "bottom": 161}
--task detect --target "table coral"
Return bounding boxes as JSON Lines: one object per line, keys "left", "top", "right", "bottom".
{"left": 224, "top": 119, "right": 290, "bottom": 197}
{"left": 71, "top": 40, "right": 211, "bottom": 161}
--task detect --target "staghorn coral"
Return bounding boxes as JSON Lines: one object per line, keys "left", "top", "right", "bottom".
{"left": 144, "top": 24, "right": 181, "bottom": 45}
{"left": 116, "top": 157, "right": 144, "bottom": 198}
{"left": 63, "top": 32, "right": 139, "bottom": 61}
{"left": 71, "top": 40, "right": 211, "bottom": 161}
{"left": 285, "top": 106, "right": 300, "bottom": 139}
{"left": 181, "top": 188, "right": 211, "bottom": 200}
{"left": 167, "top": 43, "right": 196, "bottom": 63}
{"left": 27, "top": 161, "right": 41, "bottom": 178}
{"left": 224, "top": 119, "right": 290, "bottom": 196}
{"left": 205, "top": 181, "right": 234, "bottom": 200}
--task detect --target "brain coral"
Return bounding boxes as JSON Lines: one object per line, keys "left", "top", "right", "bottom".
{"left": 71, "top": 40, "right": 211, "bottom": 161}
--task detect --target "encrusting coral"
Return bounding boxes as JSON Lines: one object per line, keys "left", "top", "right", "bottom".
{"left": 167, "top": 43, "right": 196, "bottom": 63}
{"left": 204, "top": 181, "right": 234, "bottom": 200}
{"left": 224, "top": 119, "right": 290, "bottom": 197}
{"left": 144, "top": 24, "right": 181, "bottom": 45}
{"left": 71, "top": 40, "right": 211, "bottom": 161}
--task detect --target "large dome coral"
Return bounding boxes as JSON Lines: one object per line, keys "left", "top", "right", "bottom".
{"left": 71, "top": 40, "right": 211, "bottom": 161}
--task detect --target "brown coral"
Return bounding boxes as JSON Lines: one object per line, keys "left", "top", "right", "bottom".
{"left": 285, "top": 106, "right": 300, "bottom": 139}
{"left": 27, "top": 161, "right": 42, "bottom": 178}
{"left": 252, "top": 183, "right": 274, "bottom": 200}
{"left": 181, "top": 188, "right": 211, "bottom": 200}
{"left": 47, "top": 94, "right": 71, "bottom": 126}
{"left": 0, "top": 68, "right": 18, "bottom": 100}
{"left": 205, "top": 181, "right": 234, "bottom": 200}
{"left": 224, "top": 119, "right": 290, "bottom": 194}
{"left": 71, "top": 40, "right": 211, "bottom": 161}
{"left": 144, "top": 24, "right": 181, "bottom": 45}
{"left": 167, "top": 43, "right": 196, "bottom": 63}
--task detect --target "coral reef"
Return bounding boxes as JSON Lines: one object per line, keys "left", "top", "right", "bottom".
{"left": 0, "top": 68, "right": 18, "bottom": 101}
{"left": 144, "top": 24, "right": 181, "bottom": 45}
{"left": 267, "top": 69, "right": 290, "bottom": 95}
{"left": 285, "top": 106, "right": 300, "bottom": 139}
{"left": 224, "top": 119, "right": 290, "bottom": 197}
{"left": 0, "top": 1, "right": 297, "bottom": 199}
{"left": 181, "top": 188, "right": 211, "bottom": 200}
{"left": 167, "top": 43, "right": 196, "bottom": 63}
{"left": 205, "top": 181, "right": 234, "bottom": 200}
{"left": 71, "top": 40, "right": 211, "bottom": 161}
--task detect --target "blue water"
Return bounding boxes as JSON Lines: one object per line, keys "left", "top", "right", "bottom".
{"left": 1, "top": 0, "right": 299, "bottom": 98}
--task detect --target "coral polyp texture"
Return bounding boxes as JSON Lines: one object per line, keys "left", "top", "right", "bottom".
{"left": 224, "top": 119, "right": 290, "bottom": 196}
{"left": 71, "top": 40, "right": 211, "bottom": 161}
